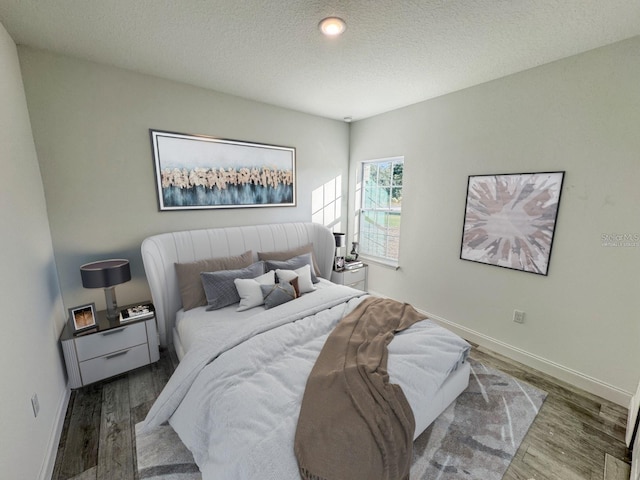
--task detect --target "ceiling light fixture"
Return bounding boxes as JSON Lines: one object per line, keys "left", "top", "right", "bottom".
{"left": 319, "top": 17, "right": 346, "bottom": 37}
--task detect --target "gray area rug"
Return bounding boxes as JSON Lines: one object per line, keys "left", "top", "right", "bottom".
{"left": 135, "top": 359, "right": 546, "bottom": 480}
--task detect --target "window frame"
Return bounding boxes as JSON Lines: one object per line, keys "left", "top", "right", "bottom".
{"left": 356, "top": 156, "right": 404, "bottom": 268}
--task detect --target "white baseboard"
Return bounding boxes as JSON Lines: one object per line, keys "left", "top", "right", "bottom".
{"left": 419, "top": 309, "right": 632, "bottom": 407}
{"left": 40, "top": 386, "right": 71, "bottom": 480}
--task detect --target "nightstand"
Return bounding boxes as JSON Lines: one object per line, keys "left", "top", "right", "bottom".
{"left": 331, "top": 264, "right": 368, "bottom": 291}
{"left": 60, "top": 302, "right": 160, "bottom": 388}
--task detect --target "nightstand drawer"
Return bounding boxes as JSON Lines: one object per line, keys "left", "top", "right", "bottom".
{"left": 75, "top": 322, "right": 147, "bottom": 362}
{"left": 79, "top": 344, "right": 151, "bottom": 385}
{"left": 342, "top": 268, "right": 366, "bottom": 285}
{"left": 331, "top": 264, "right": 368, "bottom": 291}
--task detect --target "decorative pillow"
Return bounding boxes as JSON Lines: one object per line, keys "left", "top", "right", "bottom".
{"left": 276, "top": 265, "right": 315, "bottom": 294}
{"left": 258, "top": 244, "right": 322, "bottom": 277}
{"left": 201, "top": 261, "right": 264, "bottom": 311}
{"left": 175, "top": 250, "right": 253, "bottom": 311}
{"left": 265, "top": 253, "right": 319, "bottom": 283}
{"left": 234, "top": 270, "right": 276, "bottom": 312}
{"left": 288, "top": 277, "right": 300, "bottom": 297}
{"left": 261, "top": 282, "right": 297, "bottom": 309}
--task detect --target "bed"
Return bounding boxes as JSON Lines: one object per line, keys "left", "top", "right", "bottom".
{"left": 140, "top": 222, "right": 471, "bottom": 479}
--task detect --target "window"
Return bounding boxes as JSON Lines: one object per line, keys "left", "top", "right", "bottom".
{"left": 358, "top": 157, "right": 403, "bottom": 265}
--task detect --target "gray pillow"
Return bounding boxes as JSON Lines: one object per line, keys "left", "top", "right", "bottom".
{"left": 258, "top": 244, "right": 322, "bottom": 277}
{"left": 261, "top": 282, "right": 297, "bottom": 309}
{"left": 175, "top": 250, "right": 253, "bottom": 311}
{"left": 201, "top": 261, "right": 265, "bottom": 311}
{"left": 265, "top": 253, "right": 319, "bottom": 283}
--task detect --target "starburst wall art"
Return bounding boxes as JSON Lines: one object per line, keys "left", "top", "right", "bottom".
{"left": 460, "top": 171, "right": 565, "bottom": 275}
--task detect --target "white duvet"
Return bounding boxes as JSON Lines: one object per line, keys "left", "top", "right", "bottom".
{"left": 141, "top": 284, "right": 470, "bottom": 480}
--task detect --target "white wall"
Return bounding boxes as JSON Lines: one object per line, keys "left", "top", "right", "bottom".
{"left": 18, "top": 47, "right": 350, "bottom": 313}
{"left": 349, "top": 36, "right": 640, "bottom": 404}
{"left": 0, "top": 23, "right": 68, "bottom": 480}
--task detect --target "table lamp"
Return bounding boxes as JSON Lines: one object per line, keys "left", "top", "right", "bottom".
{"left": 80, "top": 259, "right": 131, "bottom": 320}
{"left": 333, "top": 232, "right": 346, "bottom": 270}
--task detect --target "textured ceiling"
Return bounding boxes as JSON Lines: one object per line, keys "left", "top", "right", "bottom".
{"left": 1, "top": 0, "right": 639, "bottom": 120}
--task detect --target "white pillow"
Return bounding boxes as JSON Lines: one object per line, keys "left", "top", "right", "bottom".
{"left": 276, "top": 264, "right": 315, "bottom": 294}
{"left": 234, "top": 270, "right": 276, "bottom": 311}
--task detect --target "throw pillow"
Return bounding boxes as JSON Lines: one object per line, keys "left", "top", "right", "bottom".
{"left": 175, "top": 250, "right": 253, "bottom": 311}
{"left": 258, "top": 244, "right": 322, "bottom": 277}
{"left": 265, "top": 253, "right": 319, "bottom": 283}
{"left": 201, "top": 261, "right": 264, "bottom": 311}
{"left": 234, "top": 270, "right": 276, "bottom": 311}
{"left": 276, "top": 265, "right": 315, "bottom": 294}
{"left": 261, "top": 282, "right": 297, "bottom": 309}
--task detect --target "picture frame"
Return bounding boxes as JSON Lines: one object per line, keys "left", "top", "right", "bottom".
{"left": 69, "top": 303, "right": 97, "bottom": 333}
{"left": 460, "top": 171, "right": 565, "bottom": 275}
{"left": 334, "top": 256, "right": 345, "bottom": 271}
{"left": 150, "top": 129, "right": 296, "bottom": 210}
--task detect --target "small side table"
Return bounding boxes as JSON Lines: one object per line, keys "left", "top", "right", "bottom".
{"left": 60, "top": 302, "right": 160, "bottom": 389}
{"left": 331, "top": 264, "right": 368, "bottom": 291}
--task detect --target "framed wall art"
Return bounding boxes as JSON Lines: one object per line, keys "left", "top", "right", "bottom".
{"left": 150, "top": 129, "right": 296, "bottom": 210}
{"left": 460, "top": 171, "right": 565, "bottom": 275}
{"left": 69, "top": 303, "right": 97, "bottom": 333}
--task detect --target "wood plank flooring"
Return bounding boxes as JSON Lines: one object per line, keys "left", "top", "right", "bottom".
{"left": 51, "top": 345, "right": 631, "bottom": 480}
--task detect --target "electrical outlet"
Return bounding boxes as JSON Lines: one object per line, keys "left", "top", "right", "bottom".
{"left": 31, "top": 393, "right": 39, "bottom": 418}
{"left": 513, "top": 310, "right": 525, "bottom": 324}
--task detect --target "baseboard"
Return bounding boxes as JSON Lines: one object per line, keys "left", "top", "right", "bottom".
{"left": 420, "top": 309, "right": 632, "bottom": 407}
{"left": 39, "top": 385, "right": 71, "bottom": 480}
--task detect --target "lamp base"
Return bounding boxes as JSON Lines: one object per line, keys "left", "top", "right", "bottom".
{"left": 104, "top": 286, "right": 119, "bottom": 320}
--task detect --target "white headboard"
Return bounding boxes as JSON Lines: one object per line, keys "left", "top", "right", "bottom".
{"left": 141, "top": 222, "right": 335, "bottom": 346}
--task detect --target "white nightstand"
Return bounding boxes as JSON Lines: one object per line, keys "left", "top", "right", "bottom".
{"left": 60, "top": 302, "right": 160, "bottom": 388}
{"left": 331, "top": 264, "right": 368, "bottom": 291}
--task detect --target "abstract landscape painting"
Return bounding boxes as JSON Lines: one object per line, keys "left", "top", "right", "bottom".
{"left": 460, "top": 171, "right": 564, "bottom": 275}
{"left": 150, "top": 130, "right": 295, "bottom": 210}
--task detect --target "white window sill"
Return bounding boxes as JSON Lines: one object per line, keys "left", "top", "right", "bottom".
{"left": 358, "top": 255, "right": 400, "bottom": 270}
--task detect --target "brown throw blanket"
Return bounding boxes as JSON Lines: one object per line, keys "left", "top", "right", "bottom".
{"left": 294, "top": 297, "right": 427, "bottom": 480}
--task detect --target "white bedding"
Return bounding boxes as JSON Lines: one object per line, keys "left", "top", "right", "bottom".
{"left": 174, "top": 278, "right": 337, "bottom": 355}
{"left": 142, "top": 284, "right": 470, "bottom": 479}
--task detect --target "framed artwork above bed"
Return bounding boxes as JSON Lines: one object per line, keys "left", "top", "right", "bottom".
{"left": 150, "top": 129, "right": 296, "bottom": 210}
{"left": 460, "top": 171, "right": 565, "bottom": 275}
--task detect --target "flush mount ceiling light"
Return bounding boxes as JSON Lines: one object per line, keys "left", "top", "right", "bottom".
{"left": 319, "top": 17, "right": 346, "bottom": 37}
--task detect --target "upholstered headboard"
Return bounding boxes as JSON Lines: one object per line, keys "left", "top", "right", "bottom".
{"left": 141, "top": 222, "right": 335, "bottom": 346}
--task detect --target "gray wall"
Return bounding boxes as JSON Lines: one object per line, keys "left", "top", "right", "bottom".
{"left": 348, "top": 36, "right": 640, "bottom": 402}
{"left": 0, "top": 24, "right": 67, "bottom": 479}
{"left": 18, "top": 47, "right": 350, "bottom": 313}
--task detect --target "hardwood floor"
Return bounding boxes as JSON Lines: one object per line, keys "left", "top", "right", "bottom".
{"left": 471, "top": 346, "right": 631, "bottom": 480}
{"left": 51, "top": 345, "right": 631, "bottom": 480}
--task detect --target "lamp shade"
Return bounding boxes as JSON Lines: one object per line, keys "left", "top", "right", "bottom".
{"left": 80, "top": 259, "right": 131, "bottom": 288}
{"left": 333, "top": 233, "right": 346, "bottom": 248}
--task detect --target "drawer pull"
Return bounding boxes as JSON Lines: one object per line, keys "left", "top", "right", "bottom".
{"left": 101, "top": 328, "right": 125, "bottom": 336}
{"left": 105, "top": 350, "right": 129, "bottom": 360}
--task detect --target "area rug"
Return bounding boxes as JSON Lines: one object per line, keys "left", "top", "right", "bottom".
{"left": 135, "top": 359, "right": 546, "bottom": 480}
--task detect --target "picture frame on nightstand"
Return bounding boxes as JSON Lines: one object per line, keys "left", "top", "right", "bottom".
{"left": 69, "top": 303, "right": 97, "bottom": 334}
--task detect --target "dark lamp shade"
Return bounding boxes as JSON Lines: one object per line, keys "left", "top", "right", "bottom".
{"left": 333, "top": 233, "right": 346, "bottom": 248}
{"left": 80, "top": 259, "right": 131, "bottom": 288}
